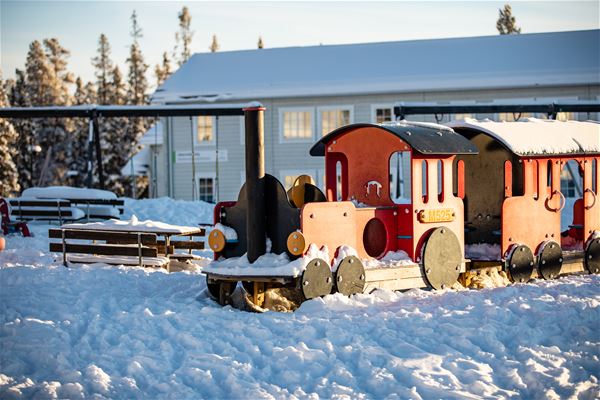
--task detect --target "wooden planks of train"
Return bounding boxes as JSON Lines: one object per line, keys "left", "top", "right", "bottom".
{"left": 204, "top": 110, "right": 600, "bottom": 312}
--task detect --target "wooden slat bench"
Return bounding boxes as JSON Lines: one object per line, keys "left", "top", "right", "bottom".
{"left": 62, "top": 198, "right": 125, "bottom": 221}
{"left": 9, "top": 199, "right": 83, "bottom": 224}
{"left": 49, "top": 228, "right": 168, "bottom": 268}
{"left": 158, "top": 229, "right": 206, "bottom": 262}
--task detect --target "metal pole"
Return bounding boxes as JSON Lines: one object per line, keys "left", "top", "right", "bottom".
{"left": 92, "top": 113, "right": 105, "bottom": 189}
{"left": 215, "top": 115, "right": 220, "bottom": 203}
{"left": 189, "top": 116, "right": 197, "bottom": 201}
{"left": 244, "top": 106, "right": 266, "bottom": 262}
{"left": 85, "top": 117, "right": 94, "bottom": 188}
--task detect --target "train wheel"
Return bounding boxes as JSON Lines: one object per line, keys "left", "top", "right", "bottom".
{"left": 507, "top": 245, "right": 534, "bottom": 283}
{"left": 422, "top": 227, "right": 462, "bottom": 290}
{"left": 585, "top": 237, "right": 600, "bottom": 274}
{"left": 206, "top": 276, "right": 221, "bottom": 300}
{"left": 301, "top": 258, "right": 334, "bottom": 300}
{"left": 537, "top": 241, "right": 563, "bottom": 280}
{"left": 205, "top": 276, "right": 235, "bottom": 306}
{"left": 335, "top": 256, "right": 366, "bottom": 296}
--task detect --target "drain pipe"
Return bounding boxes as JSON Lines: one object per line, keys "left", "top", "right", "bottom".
{"left": 244, "top": 105, "right": 266, "bottom": 263}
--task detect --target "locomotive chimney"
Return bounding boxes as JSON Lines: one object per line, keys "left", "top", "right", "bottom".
{"left": 243, "top": 105, "right": 266, "bottom": 262}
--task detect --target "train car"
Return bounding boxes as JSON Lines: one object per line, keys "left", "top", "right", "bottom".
{"left": 203, "top": 110, "right": 599, "bottom": 311}
{"left": 448, "top": 118, "right": 600, "bottom": 282}
{"left": 204, "top": 118, "right": 478, "bottom": 310}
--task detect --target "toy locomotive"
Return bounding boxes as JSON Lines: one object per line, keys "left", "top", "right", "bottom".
{"left": 204, "top": 107, "right": 600, "bottom": 311}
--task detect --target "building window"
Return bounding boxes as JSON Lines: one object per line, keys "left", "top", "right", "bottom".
{"left": 281, "top": 109, "right": 313, "bottom": 140}
{"left": 280, "top": 170, "right": 317, "bottom": 190}
{"left": 453, "top": 113, "right": 473, "bottom": 121}
{"left": 556, "top": 112, "right": 575, "bottom": 121}
{"left": 371, "top": 105, "right": 394, "bottom": 124}
{"left": 319, "top": 107, "right": 352, "bottom": 136}
{"left": 376, "top": 108, "right": 393, "bottom": 123}
{"left": 197, "top": 116, "right": 213, "bottom": 143}
{"left": 198, "top": 177, "right": 214, "bottom": 203}
{"left": 498, "top": 112, "right": 532, "bottom": 122}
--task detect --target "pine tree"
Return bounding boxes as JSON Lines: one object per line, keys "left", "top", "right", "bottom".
{"left": 109, "top": 66, "right": 127, "bottom": 105}
{"left": 102, "top": 66, "right": 129, "bottom": 194}
{"left": 258, "top": 36, "right": 264, "bottom": 49}
{"left": 123, "top": 10, "right": 150, "bottom": 197}
{"left": 174, "top": 6, "right": 193, "bottom": 66}
{"left": 496, "top": 4, "right": 521, "bottom": 35}
{"left": 69, "top": 77, "right": 96, "bottom": 187}
{"left": 154, "top": 51, "right": 172, "bottom": 87}
{"left": 41, "top": 38, "right": 74, "bottom": 186}
{"left": 9, "top": 69, "right": 35, "bottom": 188}
{"left": 127, "top": 11, "right": 148, "bottom": 106}
{"left": 0, "top": 72, "right": 20, "bottom": 196}
{"left": 92, "top": 34, "right": 114, "bottom": 105}
{"left": 43, "top": 38, "right": 74, "bottom": 105}
{"left": 209, "top": 35, "right": 220, "bottom": 53}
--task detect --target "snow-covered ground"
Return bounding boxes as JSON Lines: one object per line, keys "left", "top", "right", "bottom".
{"left": 1, "top": 198, "right": 599, "bottom": 399}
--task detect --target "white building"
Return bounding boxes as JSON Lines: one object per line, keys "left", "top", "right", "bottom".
{"left": 148, "top": 29, "right": 600, "bottom": 202}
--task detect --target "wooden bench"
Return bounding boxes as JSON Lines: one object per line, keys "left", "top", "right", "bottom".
{"left": 62, "top": 198, "right": 125, "bottom": 221}
{"left": 9, "top": 199, "right": 83, "bottom": 224}
{"left": 49, "top": 228, "right": 169, "bottom": 268}
{"left": 158, "top": 229, "right": 206, "bottom": 263}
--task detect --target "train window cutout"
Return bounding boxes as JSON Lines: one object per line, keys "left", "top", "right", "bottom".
{"left": 206, "top": 116, "right": 600, "bottom": 311}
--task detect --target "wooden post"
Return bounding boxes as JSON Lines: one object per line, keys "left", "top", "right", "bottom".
{"left": 244, "top": 106, "right": 266, "bottom": 263}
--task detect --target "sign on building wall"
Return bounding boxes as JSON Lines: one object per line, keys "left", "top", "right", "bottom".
{"left": 175, "top": 150, "right": 229, "bottom": 163}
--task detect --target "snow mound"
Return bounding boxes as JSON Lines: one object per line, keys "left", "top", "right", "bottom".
{"left": 0, "top": 264, "right": 598, "bottom": 399}
{"left": 123, "top": 197, "right": 213, "bottom": 226}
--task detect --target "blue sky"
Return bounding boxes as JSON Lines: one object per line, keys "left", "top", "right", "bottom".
{"left": 1, "top": 1, "right": 598, "bottom": 88}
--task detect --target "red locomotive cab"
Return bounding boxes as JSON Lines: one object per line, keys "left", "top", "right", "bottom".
{"left": 303, "top": 122, "right": 478, "bottom": 289}
{"left": 449, "top": 118, "right": 600, "bottom": 281}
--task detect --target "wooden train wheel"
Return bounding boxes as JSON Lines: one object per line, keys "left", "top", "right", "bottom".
{"left": 205, "top": 276, "right": 235, "bottom": 306}
{"left": 301, "top": 258, "right": 333, "bottom": 299}
{"left": 422, "top": 227, "right": 462, "bottom": 290}
{"left": 585, "top": 237, "right": 600, "bottom": 274}
{"left": 335, "top": 256, "right": 366, "bottom": 296}
{"left": 507, "top": 244, "right": 534, "bottom": 283}
{"left": 537, "top": 241, "right": 563, "bottom": 280}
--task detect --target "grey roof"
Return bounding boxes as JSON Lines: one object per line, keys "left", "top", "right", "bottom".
{"left": 310, "top": 122, "right": 479, "bottom": 156}
{"left": 153, "top": 30, "right": 600, "bottom": 103}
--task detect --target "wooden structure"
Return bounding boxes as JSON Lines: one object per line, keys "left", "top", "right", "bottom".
{"left": 449, "top": 119, "right": 600, "bottom": 280}
{"left": 48, "top": 223, "right": 206, "bottom": 272}
{"left": 205, "top": 117, "right": 598, "bottom": 312}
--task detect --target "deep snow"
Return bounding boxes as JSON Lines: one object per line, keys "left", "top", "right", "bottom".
{"left": 1, "top": 198, "right": 599, "bottom": 399}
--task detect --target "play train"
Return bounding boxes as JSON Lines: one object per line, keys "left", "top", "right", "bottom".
{"left": 204, "top": 107, "right": 599, "bottom": 311}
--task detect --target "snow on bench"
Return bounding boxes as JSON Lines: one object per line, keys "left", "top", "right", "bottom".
{"left": 51, "top": 217, "right": 206, "bottom": 269}
{"left": 21, "top": 186, "right": 124, "bottom": 221}
{"left": 61, "top": 215, "right": 201, "bottom": 234}
{"left": 65, "top": 254, "right": 170, "bottom": 267}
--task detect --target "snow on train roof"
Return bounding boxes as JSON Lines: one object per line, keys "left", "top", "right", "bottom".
{"left": 447, "top": 118, "right": 600, "bottom": 156}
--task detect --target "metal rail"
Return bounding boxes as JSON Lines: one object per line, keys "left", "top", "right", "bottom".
{"left": 393, "top": 101, "right": 600, "bottom": 120}
{"left": 0, "top": 103, "right": 260, "bottom": 190}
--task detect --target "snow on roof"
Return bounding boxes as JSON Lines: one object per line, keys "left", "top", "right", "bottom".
{"left": 447, "top": 118, "right": 600, "bottom": 156}
{"left": 153, "top": 30, "right": 600, "bottom": 103}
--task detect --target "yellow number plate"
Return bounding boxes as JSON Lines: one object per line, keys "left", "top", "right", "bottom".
{"left": 418, "top": 208, "right": 455, "bottom": 223}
